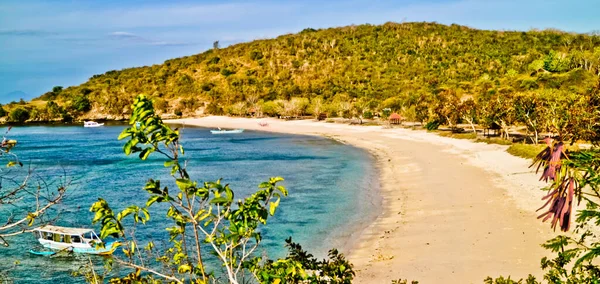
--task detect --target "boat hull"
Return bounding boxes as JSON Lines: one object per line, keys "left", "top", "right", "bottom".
{"left": 210, "top": 129, "right": 244, "bottom": 134}
{"left": 83, "top": 123, "right": 104, "bottom": 128}
{"left": 37, "top": 239, "right": 119, "bottom": 255}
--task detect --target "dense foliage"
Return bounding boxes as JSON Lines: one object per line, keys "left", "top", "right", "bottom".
{"left": 9, "top": 108, "right": 30, "bottom": 123}
{"left": 15, "top": 22, "right": 598, "bottom": 132}
{"left": 86, "top": 95, "right": 354, "bottom": 283}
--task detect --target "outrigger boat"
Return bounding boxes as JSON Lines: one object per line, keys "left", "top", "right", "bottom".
{"left": 30, "top": 225, "right": 119, "bottom": 256}
{"left": 83, "top": 121, "right": 104, "bottom": 128}
{"left": 210, "top": 128, "right": 244, "bottom": 134}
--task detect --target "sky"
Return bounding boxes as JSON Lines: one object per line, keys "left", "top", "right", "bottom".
{"left": 1, "top": 0, "right": 599, "bottom": 101}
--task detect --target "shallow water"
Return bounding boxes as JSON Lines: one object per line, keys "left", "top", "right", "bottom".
{"left": 0, "top": 125, "right": 377, "bottom": 283}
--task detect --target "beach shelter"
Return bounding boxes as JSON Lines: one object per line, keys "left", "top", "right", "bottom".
{"left": 389, "top": 113, "right": 402, "bottom": 125}
{"left": 484, "top": 122, "right": 501, "bottom": 137}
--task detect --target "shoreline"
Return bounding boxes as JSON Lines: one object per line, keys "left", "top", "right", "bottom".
{"left": 169, "top": 116, "right": 554, "bottom": 283}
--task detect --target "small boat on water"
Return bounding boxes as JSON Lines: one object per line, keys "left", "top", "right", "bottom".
{"left": 83, "top": 121, "right": 104, "bottom": 128}
{"left": 210, "top": 128, "right": 244, "bottom": 134}
{"left": 30, "top": 225, "right": 119, "bottom": 256}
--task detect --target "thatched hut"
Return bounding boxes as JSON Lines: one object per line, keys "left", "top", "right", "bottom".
{"left": 484, "top": 122, "right": 501, "bottom": 137}
{"left": 389, "top": 113, "right": 402, "bottom": 125}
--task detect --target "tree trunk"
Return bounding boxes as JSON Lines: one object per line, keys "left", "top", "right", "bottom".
{"left": 500, "top": 120, "right": 510, "bottom": 140}
{"left": 464, "top": 117, "right": 477, "bottom": 134}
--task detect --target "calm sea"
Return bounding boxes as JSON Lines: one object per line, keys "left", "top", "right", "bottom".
{"left": 0, "top": 125, "right": 378, "bottom": 283}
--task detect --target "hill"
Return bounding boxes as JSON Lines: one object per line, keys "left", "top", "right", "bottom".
{"left": 10, "top": 22, "right": 600, "bottom": 138}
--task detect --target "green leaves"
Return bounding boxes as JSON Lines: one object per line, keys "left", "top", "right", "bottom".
{"left": 175, "top": 178, "right": 193, "bottom": 191}
{"left": 90, "top": 198, "right": 125, "bottom": 239}
{"left": 269, "top": 198, "right": 280, "bottom": 216}
{"left": 119, "top": 95, "right": 181, "bottom": 162}
{"left": 178, "top": 264, "right": 192, "bottom": 274}
{"left": 116, "top": 206, "right": 150, "bottom": 224}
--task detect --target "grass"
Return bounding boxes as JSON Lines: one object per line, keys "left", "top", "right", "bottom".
{"left": 475, "top": 137, "right": 514, "bottom": 145}
{"left": 360, "top": 121, "right": 382, "bottom": 126}
{"left": 438, "top": 132, "right": 477, "bottom": 140}
{"left": 506, "top": 144, "right": 547, "bottom": 159}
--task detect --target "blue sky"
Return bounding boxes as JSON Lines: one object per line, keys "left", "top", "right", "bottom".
{"left": 1, "top": 0, "right": 599, "bottom": 100}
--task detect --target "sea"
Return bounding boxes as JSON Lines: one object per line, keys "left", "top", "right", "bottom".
{"left": 0, "top": 124, "right": 378, "bottom": 283}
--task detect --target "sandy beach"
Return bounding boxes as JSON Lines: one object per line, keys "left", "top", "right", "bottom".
{"left": 169, "top": 116, "right": 554, "bottom": 283}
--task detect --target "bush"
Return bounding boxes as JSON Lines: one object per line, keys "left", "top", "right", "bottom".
{"left": 506, "top": 144, "right": 547, "bottom": 159}
{"left": 61, "top": 112, "right": 73, "bottom": 123}
{"left": 0, "top": 105, "right": 6, "bottom": 117}
{"left": 249, "top": 50, "right": 263, "bottom": 61}
{"left": 484, "top": 275, "right": 539, "bottom": 284}
{"left": 205, "top": 102, "right": 223, "bottom": 115}
{"left": 220, "top": 68, "right": 235, "bottom": 76}
{"left": 9, "top": 108, "right": 30, "bottom": 122}
{"left": 425, "top": 120, "right": 440, "bottom": 131}
{"left": 261, "top": 101, "right": 280, "bottom": 117}
{"left": 71, "top": 95, "right": 91, "bottom": 112}
{"left": 363, "top": 111, "right": 373, "bottom": 119}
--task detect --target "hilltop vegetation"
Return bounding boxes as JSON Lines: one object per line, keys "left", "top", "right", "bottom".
{"left": 3, "top": 22, "right": 600, "bottom": 140}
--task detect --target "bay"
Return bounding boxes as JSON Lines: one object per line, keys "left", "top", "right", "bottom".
{"left": 0, "top": 125, "right": 377, "bottom": 283}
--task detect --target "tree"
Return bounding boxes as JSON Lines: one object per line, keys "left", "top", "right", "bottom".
{"left": 9, "top": 108, "right": 30, "bottom": 123}
{"left": 477, "top": 93, "right": 516, "bottom": 139}
{"left": 52, "top": 86, "right": 63, "bottom": 93}
{"left": 458, "top": 98, "right": 478, "bottom": 134}
{"left": 513, "top": 92, "right": 541, "bottom": 144}
{"left": 0, "top": 127, "right": 68, "bottom": 246}
{"left": 0, "top": 105, "right": 6, "bottom": 117}
{"left": 71, "top": 95, "right": 91, "bottom": 112}
{"left": 490, "top": 81, "right": 600, "bottom": 283}
{"left": 88, "top": 95, "right": 354, "bottom": 283}
{"left": 45, "top": 101, "right": 64, "bottom": 121}
{"left": 308, "top": 96, "right": 324, "bottom": 118}
{"left": 351, "top": 97, "right": 375, "bottom": 124}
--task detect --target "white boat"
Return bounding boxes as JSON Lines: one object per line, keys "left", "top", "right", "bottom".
{"left": 83, "top": 121, "right": 104, "bottom": 127}
{"left": 30, "top": 225, "right": 119, "bottom": 256}
{"left": 210, "top": 129, "right": 244, "bottom": 134}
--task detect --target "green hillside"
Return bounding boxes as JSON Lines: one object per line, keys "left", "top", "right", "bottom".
{"left": 11, "top": 22, "right": 600, "bottom": 137}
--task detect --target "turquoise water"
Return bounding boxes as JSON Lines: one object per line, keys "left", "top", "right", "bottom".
{"left": 0, "top": 125, "right": 378, "bottom": 283}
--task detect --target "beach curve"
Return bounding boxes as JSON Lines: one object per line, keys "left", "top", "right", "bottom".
{"left": 168, "top": 116, "right": 554, "bottom": 283}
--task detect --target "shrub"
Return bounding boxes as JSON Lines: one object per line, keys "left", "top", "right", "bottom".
{"left": 205, "top": 102, "right": 223, "bottom": 115}
{"left": 220, "top": 68, "right": 235, "bottom": 76}
{"left": 0, "top": 105, "right": 6, "bottom": 117}
{"left": 425, "top": 120, "right": 440, "bottom": 131}
{"left": 506, "top": 144, "right": 547, "bottom": 159}
{"left": 9, "top": 108, "right": 30, "bottom": 122}
{"left": 261, "top": 101, "right": 280, "bottom": 117}
{"left": 71, "top": 95, "right": 91, "bottom": 112}
{"left": 249, "top": 50, "right": 263, "bottom": 61}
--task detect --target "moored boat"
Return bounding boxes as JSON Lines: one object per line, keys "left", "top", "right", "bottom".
{"left": 83, "top": 121, "right": 104, "bottom": 127}
{"left": 30, "top": 225, "right": 119, "bottom": 255}
{"left": 210, "top": 129, "right": 244, "bottom": 134}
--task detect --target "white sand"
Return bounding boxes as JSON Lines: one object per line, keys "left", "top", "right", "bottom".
{"left": 170, "top": 116, "right": 555, "bottom": 283}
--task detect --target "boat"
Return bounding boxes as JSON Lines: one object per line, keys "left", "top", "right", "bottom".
{"left": 210, "top": 129, "right": 244, "bottom": 134}
{"left": 83, "top": 121, "right": 104, "bottom": 127}
{"left": 30, "top": 225, "right": 119, "bottom": 256}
